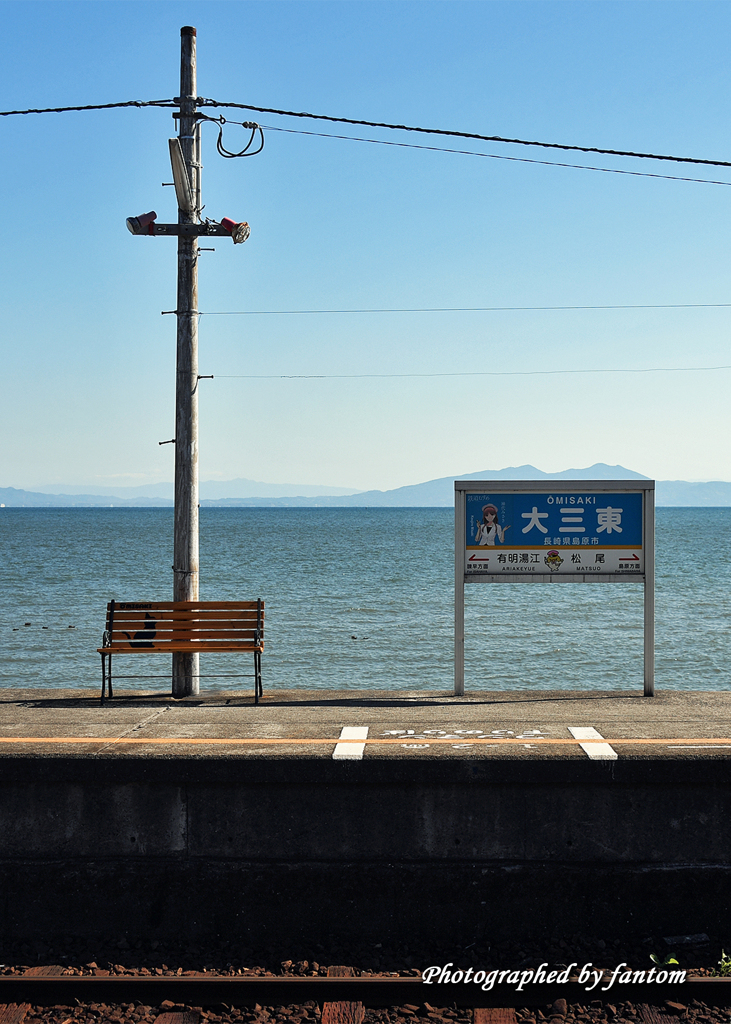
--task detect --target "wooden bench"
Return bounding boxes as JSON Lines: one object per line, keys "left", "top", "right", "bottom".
{"left": 98, "top": 599, "right": 264, "bottom": 704}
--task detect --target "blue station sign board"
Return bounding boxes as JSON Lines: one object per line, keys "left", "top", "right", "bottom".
{"left": 465, "top": 490, "right": 644, "bottom": 577}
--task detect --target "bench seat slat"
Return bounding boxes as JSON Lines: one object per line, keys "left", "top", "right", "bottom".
{"left": 99, "top": 642, "right": 263, "bottom": 652}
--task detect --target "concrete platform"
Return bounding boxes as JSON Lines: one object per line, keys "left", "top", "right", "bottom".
{"left": 1, "top": 687, "right": 731, "bottom": 759}
{"left": 1, "top": 688, "right": 731, "bottom": 947}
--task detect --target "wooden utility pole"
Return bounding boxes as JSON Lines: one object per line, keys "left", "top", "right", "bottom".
{"left": 172, "top": 25, "right": 200, "bottom": 697}
{"left": 126, "top": 26, "right": 250, "bottom": 698}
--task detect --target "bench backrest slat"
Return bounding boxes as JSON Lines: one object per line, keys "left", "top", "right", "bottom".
{"left": 111, "top": 610, "right": 262, "bottom": 618}
{"left": 110, "top": 615, "right": 262, "bottom": 626}
{"left": 112, "top": 601, "right": 262, "bottom": 610}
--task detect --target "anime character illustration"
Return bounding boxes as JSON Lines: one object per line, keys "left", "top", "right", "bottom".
{"left": 544, "top": 549, "right": 564, "bottom": 573}
{"left": 475, "top": 504, "right": 510, "bottom": 546}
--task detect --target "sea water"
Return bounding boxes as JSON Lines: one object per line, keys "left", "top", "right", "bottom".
{"left": 0, "top": 507, "right": 729, "bottom": 692}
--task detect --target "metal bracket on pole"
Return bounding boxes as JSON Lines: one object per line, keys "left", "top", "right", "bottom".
{"left": 127, "top": 219, "right": 250, "bottom": 241}
{"left": 148, "top": 222, "right": 243, "bottom": 237}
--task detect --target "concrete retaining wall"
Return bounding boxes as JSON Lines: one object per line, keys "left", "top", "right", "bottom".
{"left": 0, "top": 756, "right": 728, "bottom": 944}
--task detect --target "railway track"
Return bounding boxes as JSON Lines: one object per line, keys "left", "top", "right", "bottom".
{"left": 0, "top": 972, "right": 730, "bottom": 1008}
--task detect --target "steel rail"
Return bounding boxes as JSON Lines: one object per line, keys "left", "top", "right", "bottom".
{"left": 1, "top": 974, "right": 730, "bottom": 1008}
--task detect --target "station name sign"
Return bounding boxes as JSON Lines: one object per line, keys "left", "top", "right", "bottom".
{"left": 454, "top": 478, "right": 656, "bottom": 695}
{"left": 460, "top": 482, "right": 652, "bottom": 579}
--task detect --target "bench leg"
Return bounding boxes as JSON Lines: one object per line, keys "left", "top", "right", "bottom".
{"left": 100, "top": 655, "right": 114, "bottom": 704}
{"left": 100, "top": 654, "right": 114, "bottom": 704}
{"left": 254, "top": 650, "right": 262, "bottom": 704}
{"left": 100, "top": 653, "right": 114, "bottom": 703}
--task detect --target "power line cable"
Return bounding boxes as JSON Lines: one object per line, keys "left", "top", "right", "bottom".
{"left": 2, "top": 95, "right": 730, "bottom": 171}
{"left": 260, "top": 123, "right": 731, "bottom": 186}
{"left": 198, "top": 98, "right": 731, "bottom": 169}
{"left": 213, "top": 363, "right": 731, "bottom": 380}
{"left": 0, "top": 99, "right": 175, "bottom": 116}
{"left": 200, "top": 115, "right": 265, "bottom": 158}
{"left": 195, "top": 303, "right": 731, "bottom": 315}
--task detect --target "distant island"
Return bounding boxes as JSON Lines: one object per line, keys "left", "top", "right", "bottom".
{"left": 3, "top": 464, "right": 731, "bottom": 507}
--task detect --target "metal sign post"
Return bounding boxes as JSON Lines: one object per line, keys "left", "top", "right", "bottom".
{"left": 455, "top": 479, "right": 655, "bottom": 696}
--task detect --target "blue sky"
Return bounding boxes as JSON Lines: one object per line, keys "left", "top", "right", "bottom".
{"left": 3, "top": 0, "right": 731, "bottom": 491}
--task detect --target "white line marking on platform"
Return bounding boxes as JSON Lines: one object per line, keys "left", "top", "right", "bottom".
{"left": 333, "top": 726, "right": 369, "bottom": 760}
{"left": 569, "top": 726, "right": 618, "bottom": 760}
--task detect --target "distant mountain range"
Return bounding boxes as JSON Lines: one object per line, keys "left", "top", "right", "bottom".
{"left": 27, "top": 477, "right": 360, "bottom": 500}
{"left": 3, "top": 464, "right": 731, "bottom": 507}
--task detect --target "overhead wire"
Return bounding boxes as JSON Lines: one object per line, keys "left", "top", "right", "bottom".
{"left": 195, "top": 303, "right": 731, "bottom": 378}
{"left": 3, "top": 101, "right": 729, "bottom": 395}
{"left": 2, "top": 100, "right": 728, "bottom": 386}
{"left": 197, "top": 302, "right": 731, "bottom": 316}
{"left": 197, "top": 98, "right": 731, "bottom": 169}
{"left": 5, "top": 100, "right": 723, "bottom": 381}
{"left": 213, "top": 364, "right": 731, "bottom": 381}
{"left": 0, "top": 99, "right": 175, "bottom": 116}
{"left": 259, "top": 124, "right": 731, "bottom": 186}
{"left": 199, "top": 114, "right": 265, "bottom": 158}
{"left": 2, "top": 96, "right": 731, "bottom": 171}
